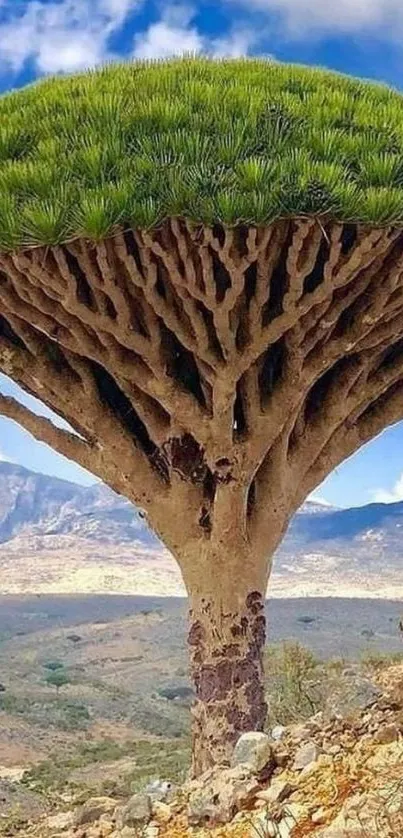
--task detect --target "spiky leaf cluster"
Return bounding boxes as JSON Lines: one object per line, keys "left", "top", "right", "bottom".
{"left": 1, "top": 56, "right": 403, "bottom": 247}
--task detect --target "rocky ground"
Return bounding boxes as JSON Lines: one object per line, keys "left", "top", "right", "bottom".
{"left": 2, "top": 663, "right": 403, "bottom": 838}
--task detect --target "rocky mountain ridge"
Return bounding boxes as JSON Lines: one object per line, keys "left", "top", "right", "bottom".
{"left": 0, "top": 462, "right": 403, "bottom": 597}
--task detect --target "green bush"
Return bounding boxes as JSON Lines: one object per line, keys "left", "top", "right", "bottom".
{"left": 264, "top": 641, "right": 325, "bottom": 726}
{"left": 45, "top": 670, "right": 70, "bottom": 693}
{"left": 23, "top": 737, "right": 190, "bottom": 795}
{"left": 43, "top": 660, "right": 64, "bottom": 671}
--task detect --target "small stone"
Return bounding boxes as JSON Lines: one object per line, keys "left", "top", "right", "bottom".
{"left": 311, "top": 806, "right": 329, "bottom": 824}
{"left": 374, "top": 723, "right": 400, "bottom": 744}
{"left": 289, "top": 724, "right": 312, "bottom": 742}
{"left": 327, "top": 744, "right": 341, "bottom": 756}
{"left": 232, "top": 731, "right": 273, "bottom": 773}
{"left": 256, "top": 779, "right": 293, "bottom": 804}
{"left": 292, "top": 741, "right": 320, "bottom": 771}
{"left": 271, "top": 725, "right": 287, "bottom": 741}
{"left": 74, "top": 797, "right": 117, "bottom": 827}
{"left": 144, "top": 825, "right": 159, "bottom": 838}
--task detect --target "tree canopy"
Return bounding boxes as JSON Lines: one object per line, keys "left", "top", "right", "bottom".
{"left": 1, "top": 57, "right": 403, "bottom": 249}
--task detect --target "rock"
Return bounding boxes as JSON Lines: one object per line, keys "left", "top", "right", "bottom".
{"left": 325, "top": 744, "right": 341, "bottom": 756}
{"left": 374, "top": 723, "right": 400, "bottom": 744}
{"left": 151, "top": 801, "right": 172, "bottom": 823}
{"left": 46, "top": 811, "right": 75, "bottom": 830}
{"left": 232, "top": 731, "right": 273, "bottom": 773}
{"left": 293, "top": 741, "right": 320, "bottom": 771}
{"left": 289, "top": 724, "right": 312, "bottom": 742}
{"left": 326, "top": 677, "right": 382, "bottom": 719}
{"left": 144, "top": 825, "right": 159, "bottom": 838}
{"left": 74, "top": 796, "right": 117, "bottom": 826}
{"left": 320, "top": 782, "right": 403, "bottom": 837}
{"left": 271, "top": 725, "right": 287, "bottom": 741}
{"left": 187, "top": 764, "right": 261, "bottom": 825}
{"left": 256, "top": 779, "right": 293, "bottom": 805}
{"left": 311, "top": 806, "right": 329, "bottom": 824}
{"left": 115, "top": 793, "right": 151, "bottom": 828}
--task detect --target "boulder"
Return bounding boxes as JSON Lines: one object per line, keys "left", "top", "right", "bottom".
{"left": 74, "top": 796, "right": 117, "bottom": 826}
{"left": 115, "top": 793, "right": 152, "bottom": 828}
{"left": 187, "top": 764, "right": 261, "bottom": 825}
{"left": 326, "top": 677, "right": 381, "bottom": 719}
{"left": 232, "top": 731, "right": 273, "bottom": 773}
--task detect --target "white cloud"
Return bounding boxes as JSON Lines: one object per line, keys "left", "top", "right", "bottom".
{"left": 372, "top": 472, "right": 403, "bottom": 504}
{"left": 225, "top": 0, "right": 403, "bottom": 38}
{"left": 0, "top": 0, "right": 138, "bottom": 75}
{"left": 133, "top": 5, "right": 258, "bottom": 59}
{"left": 309, "top": 494, "right": 333, "bottom": 507}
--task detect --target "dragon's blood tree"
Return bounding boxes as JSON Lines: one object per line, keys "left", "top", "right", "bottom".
{"left": 1, "top": 58, "right": 403, "bottom": 774}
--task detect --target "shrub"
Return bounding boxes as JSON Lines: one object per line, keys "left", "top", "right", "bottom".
{"left": 45, "top": 670, "right": 70, "bottom": 694}
{"left": 264, "top": 641, "right": 324, "bottom": 726}
{"left": 43, "top": 660, "right": 64, "bottom": 671}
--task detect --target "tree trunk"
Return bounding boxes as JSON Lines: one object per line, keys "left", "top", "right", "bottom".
{"left": 182, "top": 540, "right": 269, "bottom": 777}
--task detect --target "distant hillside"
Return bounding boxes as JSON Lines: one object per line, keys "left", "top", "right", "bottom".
{"left": 0, "top": 462, "right": 402, "bottom": 597}
{"left": 0, "top": 462, "right": 155, "bottom": 546}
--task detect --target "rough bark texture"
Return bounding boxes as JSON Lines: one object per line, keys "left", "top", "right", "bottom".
{"left": 1, "top": 218, "right": 403, "bottom": 771}
{"left": 189, "top": 589, "right": 267, "bottom": 776}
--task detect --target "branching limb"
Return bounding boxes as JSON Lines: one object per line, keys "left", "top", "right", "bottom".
{"left": 0, "top": 393, "right": 95, "bottom": 468}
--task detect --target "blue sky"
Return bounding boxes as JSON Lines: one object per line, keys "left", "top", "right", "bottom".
{"left": 0, "top": 0, "right": 403, "bottom": 509}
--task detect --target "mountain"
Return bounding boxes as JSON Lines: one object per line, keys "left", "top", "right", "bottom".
{"left": 0, "top": 462, "right": 156, "bottom": 545}
{"left": 0, "top": 462, "right": 402, "bottom": 598}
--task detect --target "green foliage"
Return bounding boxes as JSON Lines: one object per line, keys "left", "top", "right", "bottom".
{"left": 43, "top": 660, "right": 64, "bottom": 671}
{"left": 45, "top": 669, "right": 70, "bottom": 692}
{"left": 1, "top": 56, "right": 403, "bottom": 246}
{"left": 23, "top": 737, "right": 190, "bottom": 795}
{"left": 264, "top": 641, "right": 326, "bottom": 726}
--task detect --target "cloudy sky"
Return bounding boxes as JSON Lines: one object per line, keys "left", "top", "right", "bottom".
{"left": 0, "top": 0, "right": 402, "bottom": 508}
